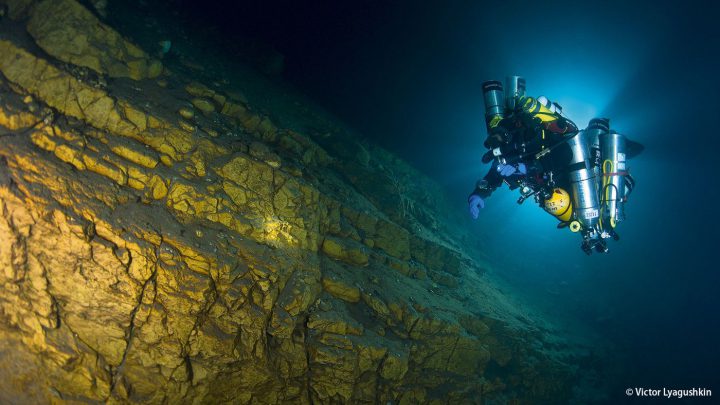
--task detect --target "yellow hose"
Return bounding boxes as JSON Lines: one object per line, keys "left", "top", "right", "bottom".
{"left": 602, "top": 159, "right": 617, "bottom": 228}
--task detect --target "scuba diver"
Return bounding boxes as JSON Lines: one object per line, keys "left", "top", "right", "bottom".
{"left": 468, "top": 76, "right": 642, "bottom": 254}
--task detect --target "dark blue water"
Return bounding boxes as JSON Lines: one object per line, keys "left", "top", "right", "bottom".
{"left": 154, "top": 0, "right": 720, "bottom": 401}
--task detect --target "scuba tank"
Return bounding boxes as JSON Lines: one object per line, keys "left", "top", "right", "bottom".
{"left": 544, "top": 188, "right": 573, "bottom": 222}
{"left": 599, "top": 130, "right": 628, "bottom": 228}
{"left": 567, "top": 130, "right": 600, "bottom": 230}
{"left": 505, "top": 76, "right": 526, "bottom": 112}
{"left": 481, "top": 80, "right": 504, "bottom": 130}
{"left": 586, "top": 118, "right": 610, "bottom": 194}
{"left": 480, "top": 76, "right": 527, "bottom": 163}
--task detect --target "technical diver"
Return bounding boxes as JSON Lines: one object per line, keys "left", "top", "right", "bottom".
{"left": 468, "top": 76, "right": 640, "bottom": 255}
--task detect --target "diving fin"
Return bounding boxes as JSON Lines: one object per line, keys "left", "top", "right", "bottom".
{"left": 626, "top": 139, "right": 644, "bottom": 158}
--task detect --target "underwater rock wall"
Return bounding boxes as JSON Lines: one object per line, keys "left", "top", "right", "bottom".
{"left": 0, "top": 0, "right": 587, "bottom": 403}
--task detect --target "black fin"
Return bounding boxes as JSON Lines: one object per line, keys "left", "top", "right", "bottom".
{"left": 626, "top": 139, "right": 644, "bottom": 158}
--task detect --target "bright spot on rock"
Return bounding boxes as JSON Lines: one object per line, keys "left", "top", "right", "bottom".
{"left": 263, "top": 215, "right": 296, "bottom": 247}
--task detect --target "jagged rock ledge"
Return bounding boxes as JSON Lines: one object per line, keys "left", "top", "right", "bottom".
{"left": 0, "top": 0, "right": 592, "bottom": 403}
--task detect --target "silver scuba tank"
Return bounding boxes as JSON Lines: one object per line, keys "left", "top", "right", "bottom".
{"left": 599, "top": 131, "right": 627, "bottom": 226}
{"left": 505, "top": 76, "right": 526, "bottom": 112}
{"left": 586, "top": 118, "right": 610, "bottom": 192}
{"left": 567, "top": 130, "right": 600, "bottom": 230}
{"left": 481, "top": 80, "right": 504, "bottom": 128}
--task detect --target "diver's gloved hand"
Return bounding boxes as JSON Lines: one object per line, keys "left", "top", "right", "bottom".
{"left": 497, "top": 162, "right": 527, "bottom": 177}
{"left": 468, "top": 194, "right": 484, "bottom": 219}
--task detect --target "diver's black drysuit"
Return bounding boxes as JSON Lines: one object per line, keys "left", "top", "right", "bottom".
{"left": 469, "top": 96, "right": 578, "bottom": 200}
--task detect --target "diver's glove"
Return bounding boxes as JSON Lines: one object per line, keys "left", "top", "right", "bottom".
{"left": 497, "top": 162, "right": 527, "bottom": 177}
{"left": 468, "top": 194, "right": 485, "bottom": 219}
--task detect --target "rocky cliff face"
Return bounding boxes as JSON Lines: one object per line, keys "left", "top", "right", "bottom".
{"left": 0, "top": 1, "right": 595, "bottom": 403}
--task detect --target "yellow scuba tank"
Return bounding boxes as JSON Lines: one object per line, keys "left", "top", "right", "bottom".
{"left": 544, "top": 188, "right": 573, "bottom": 222}
{"left": 520, "top": 96, "right": 560, "bottom": 123}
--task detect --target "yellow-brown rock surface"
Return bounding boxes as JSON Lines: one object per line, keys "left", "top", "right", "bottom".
{"left": 26, "top": 0, "right": 162, "bottom": 80}
{"left": 0, "top": 1, "right": 597, "bottom": 403}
